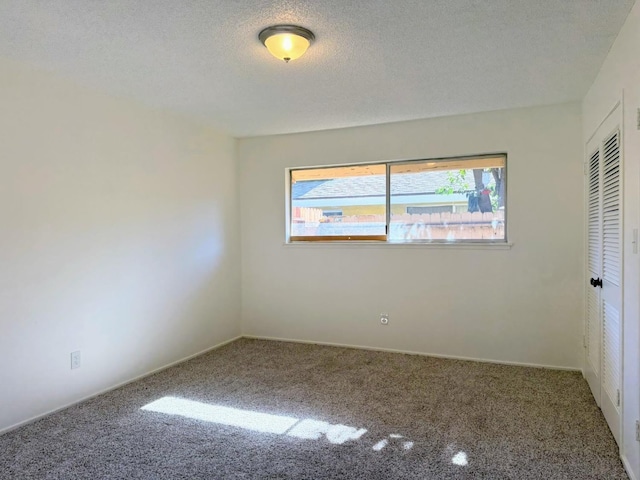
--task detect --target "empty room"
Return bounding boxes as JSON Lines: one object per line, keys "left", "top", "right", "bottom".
{"left": 1, "top": 1, "right": 639, "bottom": 479}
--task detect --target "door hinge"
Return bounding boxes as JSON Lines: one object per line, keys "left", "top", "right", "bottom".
{"left": 616, "top": 389, "right": 620, "bottom": 407}
{"left": 636, "top": 420, "right": 640, "bottom": 442}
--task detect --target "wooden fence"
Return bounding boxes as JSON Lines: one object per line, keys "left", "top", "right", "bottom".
{"left": 291, "top": 207, "right": 505, "bottom": 240}
{"left": 292, "top": 207, "right": 324, "bottom": 223}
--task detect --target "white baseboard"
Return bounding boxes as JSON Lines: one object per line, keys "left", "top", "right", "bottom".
{"left": 622, "top": 454, "right": 639, "bottom": 480}
{"left": 242, "top": 335, "right": 581, "bottom": 371}
{"left": 0, "top": 335, "right": 242, "bottom": 436}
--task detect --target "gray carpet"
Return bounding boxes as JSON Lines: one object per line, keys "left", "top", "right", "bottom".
{"left": 0, "top": 339, "right": 628, "bottom": 479}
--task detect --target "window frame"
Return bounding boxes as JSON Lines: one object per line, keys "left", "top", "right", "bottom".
{"left": 287, "top": 153, "right": 508, "bottom": 244}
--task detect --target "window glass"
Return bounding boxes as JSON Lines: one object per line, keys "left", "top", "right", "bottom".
{"left": 291, "top": 164, "right": 386, "bottom": 240}
{"left": 288, "top": 155, "right": 506, "bottom": 243}
{"left": 389, "top": 156, "right": 505, "bottom": 242}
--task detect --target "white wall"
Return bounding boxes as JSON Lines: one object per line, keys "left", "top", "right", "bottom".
{"left": 0, "top": 59, "right": 241, "bottom": 432}
{"left": 238, "top": 103, "right": 583, "bottom": 370}
{"left": 583, "top": 0, "right": 640, "bottom": 477}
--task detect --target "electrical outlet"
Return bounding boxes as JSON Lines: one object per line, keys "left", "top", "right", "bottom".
{"left": 380, "top": 314, "right": 389, "bottom": 325}
{"left": 636, "top": 420, "right": 640, "bottom": 442}
{"left": 70, "top": 351, "right": 81, "bottom": 370}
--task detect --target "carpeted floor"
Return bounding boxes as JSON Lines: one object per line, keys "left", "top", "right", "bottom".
{"left": 0, "top": 338, "right": 628, "bottom": 479}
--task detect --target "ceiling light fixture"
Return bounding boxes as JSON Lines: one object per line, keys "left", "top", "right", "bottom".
{"left": 259, "top": 25, "right": 315, "bottom": 63}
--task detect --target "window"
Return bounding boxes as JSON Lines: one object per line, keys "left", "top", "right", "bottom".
{"left": 289, "top": 154, "right": 506, "bottom": 243}
{"left": 406, "top": 206, "right": 454, "bottom": 215}
{"left": 322, "top": 210, "right": 344, "bottom": 217}
{"left": 290, "top": 164, "right": 387, "bottom": 241}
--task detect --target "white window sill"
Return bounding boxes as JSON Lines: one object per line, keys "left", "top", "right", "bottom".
{"left": 283, "top": 241, "right": 513, "bottom": 250}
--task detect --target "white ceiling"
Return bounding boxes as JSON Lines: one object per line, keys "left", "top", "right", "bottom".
{"left": 0, "top": 1, "right": 634, "bottom": 137}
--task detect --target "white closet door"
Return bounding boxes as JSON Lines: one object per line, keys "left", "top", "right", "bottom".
{"left": 585, "top": 147, "right": 601, "bottom": 405}
{"left": 600, "top": 128, "right": 622, "bottom": 446}
{"left": 584, "top": 107, "right": 623, "bottom": 446}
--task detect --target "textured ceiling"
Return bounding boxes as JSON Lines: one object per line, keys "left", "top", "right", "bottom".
{"left": 0, "top": 1, "right": 635, "bottom": 137}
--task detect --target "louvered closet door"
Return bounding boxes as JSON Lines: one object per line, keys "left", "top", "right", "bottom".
{"left": 584, "top": 147, "right": 601, "bottom": 405}
{"left": 584, "top": 107, "right": 622, "bottom": 447}
{"left": 599, "top": 128, "right": 622, "bottom": 446}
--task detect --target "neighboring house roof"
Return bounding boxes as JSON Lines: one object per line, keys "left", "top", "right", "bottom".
{"left": 294, "top": 176, "right": 384, "bottom": 199}
{"left": 292, "top": 170, "right": 495, "bottom": 200}
{"left": 291, "top": 180, "right": 327, "bottom": 197}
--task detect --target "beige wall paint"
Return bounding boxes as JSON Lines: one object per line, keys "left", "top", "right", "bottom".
{"left": 0, "top": 60, "right": 241, "bottom": 432}
{"left": 583, "top": 1, "right": 640, "bottom": 477}
{"left": 238, "top": 103, "right": 583, "bottom": 369}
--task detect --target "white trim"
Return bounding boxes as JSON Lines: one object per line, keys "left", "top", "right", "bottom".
{"left": 283, "top": 241, "right": 513, "bottom": 250}
{"left": 586, "top": 99, "right": 622, "bottom": 144}
{"left": 619, "top": 93, "right": 626, "bottom": 454}
{"left": 242, "top": 335, "right": 580, "bottom": 371}
{"left": 0, "top": 335, "right": 242, "bottom": 436}
{"left": 622, "top": 454, "right": 639, "bottom": 480}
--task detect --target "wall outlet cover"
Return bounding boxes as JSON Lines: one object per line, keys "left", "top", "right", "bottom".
{"left": 71, "top": 351, "right": 81, "bottom": 370}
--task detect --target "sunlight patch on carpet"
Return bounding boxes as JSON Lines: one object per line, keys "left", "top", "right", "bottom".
{"left": 452, "top": 451, "right": 468, "bottom": 466}
{"left": 142, "top": 397, "right": 297, "bottom": 434}
{"left": 372, "top": 434, "right": 414, "bottom": 452}
{"left": 141, "top": 397, "right": 367, "bottom": 445}
{"left": 287, "top": 419, "right": 367, "bottom": 444}
{"left": 372, "top": 439, "right": 388, "bottom": 451}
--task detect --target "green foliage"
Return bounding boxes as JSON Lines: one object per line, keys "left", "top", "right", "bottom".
{"left": 436, "top": 168, "right": 502, "bottom": 212}
{"left": 435, "top": 169, "right": 470, "bottom": 195}
{"left": 487, "top": 184, "right": 499, "bottom": 211}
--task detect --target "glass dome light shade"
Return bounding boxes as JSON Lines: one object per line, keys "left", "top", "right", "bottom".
{"left": 259, "top": 25, "right": 315, "bottom": 63}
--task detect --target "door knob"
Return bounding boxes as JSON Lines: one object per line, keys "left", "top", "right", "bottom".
{"left": 590, "top": 277, "right": 603, "bottom": 288}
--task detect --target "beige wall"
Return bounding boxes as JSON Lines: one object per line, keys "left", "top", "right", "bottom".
{"left": 583, "top": 0, "right": 640, "bottom": 476}
{"left": 239, "top": 102, "right": 583, "bottom": 369}
{"left": 0, "top": 60, "right": 241, "bottom": 432}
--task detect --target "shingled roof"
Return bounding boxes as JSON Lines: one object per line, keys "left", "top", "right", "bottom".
{"left": 292, "top": 170, "right": 494, "bottom": 200}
